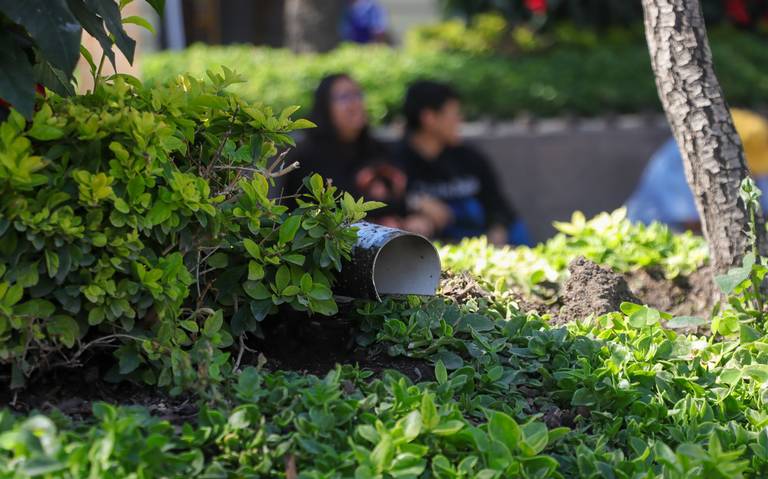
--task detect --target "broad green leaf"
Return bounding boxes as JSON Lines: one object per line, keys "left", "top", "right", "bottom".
{"left": 628, "top": 306, "right": 660, "bottom": 328}
{"left": 279, "top": 215, "right": 302, "bottom": 244}
{"left": 84, "top": 0, "right": 136, "bottom": 63}
{"left": 0, "top": 0, "right": 81, "bottom": 74}
{"left": 715, "top": 253, "right": 755, "bottom": 294}
{"left": 0, "top": 32, "right": 35, "bottom": 117}
{"left": 435, "top": 360, "right": 448, "bottom": 385}
{"left": 243, "top": 281, "right": 271, "bottom": 300}
{"left": 433, "top": 351, "right": 464, "bottom": 370}
{"left": 243, "top": 239, "right": 261, "bottom": 259}
{"left": 400, "top": 410, "right": 422, "bottom": 443}
{"left": 204, "top": 310, "right": 224, "bottom": 337}
{"left": 275, "top": 265, "right": 291, "bottom": 291}
{"left": 488, "top": 411, "right": 521, "bottom": 450}
{"left": 520, "top": 421, "right": 548, "bottom": 456}
{"left": 46, "top": 315, "right": 79, "bottom": 348}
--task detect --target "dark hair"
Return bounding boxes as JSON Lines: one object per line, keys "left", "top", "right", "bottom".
{"left": 308, "top": 73, "right": 369, "bottom": 142}
{"left": 403, "top": 80, "right": 460, "bottom": 132}
{"left": 305, "top": 73, "right": 385, "bottom": 162}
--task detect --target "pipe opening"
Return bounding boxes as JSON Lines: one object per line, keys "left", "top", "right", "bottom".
{"left": 372, "top": 235, "right": 441, "bottom": 296}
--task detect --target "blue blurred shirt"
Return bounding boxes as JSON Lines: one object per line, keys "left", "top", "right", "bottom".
{"left": 626, "top": 138, "right": 768, "bottom": 228}
{"left": 341, "top": 0, "right": 387, "bottom": 43}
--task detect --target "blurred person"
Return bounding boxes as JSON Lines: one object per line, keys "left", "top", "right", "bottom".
{"left": 283, "top": 73, "right": 432, "bottom": 233}
{"left": 340, "top": 0, "right": 390, "bottom": 44}
{"left": 626, "top": 108, "right": 768, "bottom": 231}
{"left": 394, "top": 80, "right": 531, "bottom": 246}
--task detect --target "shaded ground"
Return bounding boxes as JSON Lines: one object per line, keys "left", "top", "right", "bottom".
{"left": 0, "top": 364, "right": 197, "bottom": 422}
{"left": 1, "top": 261, "right": 712, "bottom": 416}
{"left": 253, "top": 309, "right": 433, "bottom": 383}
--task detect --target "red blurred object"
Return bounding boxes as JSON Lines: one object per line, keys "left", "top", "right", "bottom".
{"left": 726, "top": 0, "right": 751, "bottom": 24}
{"left": 525, "top": 0, "right": 547, "bottom": 14}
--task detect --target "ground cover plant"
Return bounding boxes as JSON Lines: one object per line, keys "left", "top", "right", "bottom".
{"left": 6, "top": 9, "right": 768, "bottom": 477}
{"left": 141, "top": 26, "right": 768, "bottom": 122}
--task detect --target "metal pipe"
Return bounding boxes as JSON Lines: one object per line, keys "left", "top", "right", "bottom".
{"left": 336, "top": 222, "right": 441, "bottom": 301}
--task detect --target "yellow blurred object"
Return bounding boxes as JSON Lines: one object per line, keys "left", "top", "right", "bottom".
{"left": 732, "top": 109, "right": 768, "bottom": 176}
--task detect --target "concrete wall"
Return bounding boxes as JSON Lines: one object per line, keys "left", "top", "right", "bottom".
{"left": 378, "top": 115, "right": 671, "bottom": 242}
{"left": 467, "top": 117, "right": 671, "bottom": 241}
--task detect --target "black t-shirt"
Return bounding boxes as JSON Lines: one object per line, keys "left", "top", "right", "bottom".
{"left": 281, "top": 134, "right": 407, "bottom": 217}
{"left": 394, "top": 140, "right": 516, "bottom": 239}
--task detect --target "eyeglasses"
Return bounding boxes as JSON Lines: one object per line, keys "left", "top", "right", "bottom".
{"left": 332, "top": 91, "right": 364, "bottom": 103}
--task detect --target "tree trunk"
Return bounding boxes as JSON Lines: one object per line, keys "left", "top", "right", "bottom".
{"left": 284, "top": 0, "right": 345, "bottom": 53}
{"left": 641, "top": 0, "right": 768, "bottom": 275}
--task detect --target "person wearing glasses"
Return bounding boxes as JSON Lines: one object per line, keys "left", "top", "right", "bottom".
{"left": 283, "top": 73, "right": 435, "bottom": 235}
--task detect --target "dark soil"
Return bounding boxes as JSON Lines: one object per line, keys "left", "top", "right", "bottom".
{"left": 2, "top": 306, "right": 432, "bottom": 415}
{"left": 0, "top": 364, "right": 196, "bottom": 422}
{"left": 252, "top": 310, "right": 433, "bottom": 383}
{"left": 557, "top": 257, "right": 640, "bottom": 324}
{"left": 624, "top": 266, "right": 713, "bottom": 318}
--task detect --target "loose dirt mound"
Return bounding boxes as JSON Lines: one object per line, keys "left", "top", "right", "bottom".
{"left": 624, "top": 266, "right": 713, "bottom": 319}
{"left": 558, "top": 256, "right": 640, "bottom": 324}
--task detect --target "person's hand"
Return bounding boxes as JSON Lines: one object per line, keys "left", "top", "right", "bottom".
{"left": 487, "top": 224, "right": 508, "bottom": 247}
{"left": 410, "top": 194, "right": 453, "bottom": 230}
{"left": 401, "top": 214, "right": 436, "bottom": 238}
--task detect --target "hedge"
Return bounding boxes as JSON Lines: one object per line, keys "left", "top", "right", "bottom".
{"left": 141, "top": 28, "right": 768, "bottom": 123}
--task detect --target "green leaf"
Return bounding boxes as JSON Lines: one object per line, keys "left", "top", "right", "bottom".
{"left": 715, "top": 253, "right": 755, "bottom": 294}
{"left": 520, "top": 421, "right": 549, "bottom": 456}
{"left": 33, "top": 59, "right": 75, "bottom": 97}
{"left": 45, "top": 250, "right": 60, "bottom": 278}
{"left": 283, "top": 254, "right": 305, "bottom": 266}
{"left": 371, "top": 434, "right": 394, "bottom": 473}
{"left": 300, "top": 273, "right": 313, "bottom": 293}
{"left": 117, "top": 347, "right": 141, "bottom": 374}
{"left": 204, "top": 310, "right": 224, "bottom": 337}
{"left": 488, "top": 411, "right": 521, "bottom": 450}
{"left": 248, "top": 261, "right": 264, "bottom": 280}
{"left": 309, "top": 298, "right": 338, "bottom": 316}
{"left": 208, "top": 252, "right": 228, "bottom": 269}
{"left": 421, "top": 394, "right": 439, "bottom": 430}
{"left": 435, "top": 360, "right": 448, "bottom": 385}
{"left": 666, "top": 316, "right": 708, "bottom": 329}
{"left": 67, "top": 0, "right": 117, "bottom": 68}
{"left": 628, "top": 306, "right": 660, "bottom": 328}
{"left": 0, "top": 31, "right": 35, "bottom": 117}
{"left": 0, "top": 0, "right": 82, "bottom": 74}
{"left": 145, "top": 0, "right": 165, "bottom": 16}
{"left": 243, "top": 238, "right": 261, "bottom": 259}
{"left": 279, "top": 215, "right": 302, "bottom": 244}
{"left": 308, "top": 283, "right": 332, "bottom": 300}
{"left": 122, "top": 15, "right": 155, "bottom": 33}
{"left": 571, "top": 388, "right": 596, "bottom": 407}
{"left": 46, "top": 315, "right": 79, "bottom": 348}
{"left": 432, "top": 420, "right": 465, "bottom": 436}
{"left": 83, "top": 0, "right": 136, "bottom": 63}
{"left": 740, "top": 324, "right": 762, "bottom": 343}
{"left": 275, "top": 265, "right": 291, "bottom": 291}
{"left": 400, "top": 410, "right": 422, "bottom": 443}
{"left": 745, "top": 364, "right": 768, "bottom": 383}
{"left": 433, "top": 351, "right": 464, "bottom": 370}
{"left": 243, "top": 281, "right": 271, "bottom": 300}
{"left": 458, "top": 313, "right": 495, "bottom": 332}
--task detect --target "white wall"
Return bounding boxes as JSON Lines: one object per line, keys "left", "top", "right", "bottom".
{"left": 379, "top": 0, "right": 440, "bottom": 43}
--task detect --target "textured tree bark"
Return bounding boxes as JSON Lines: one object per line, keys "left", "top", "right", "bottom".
{"left": 284, "top": 0, "right": 345, "bottom": 53}
{"left": 641, "top": 0, "right": 768, "bottom": 275}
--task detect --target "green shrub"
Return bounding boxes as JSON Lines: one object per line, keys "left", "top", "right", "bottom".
{"left": 439, "top": 209, "right": 709, "bottom": 295}
{"left": 0, "top": 72, "right": 381, "bottom": 391}
{"left": 141, "top": 28, "right": 768, "bottom": 122}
